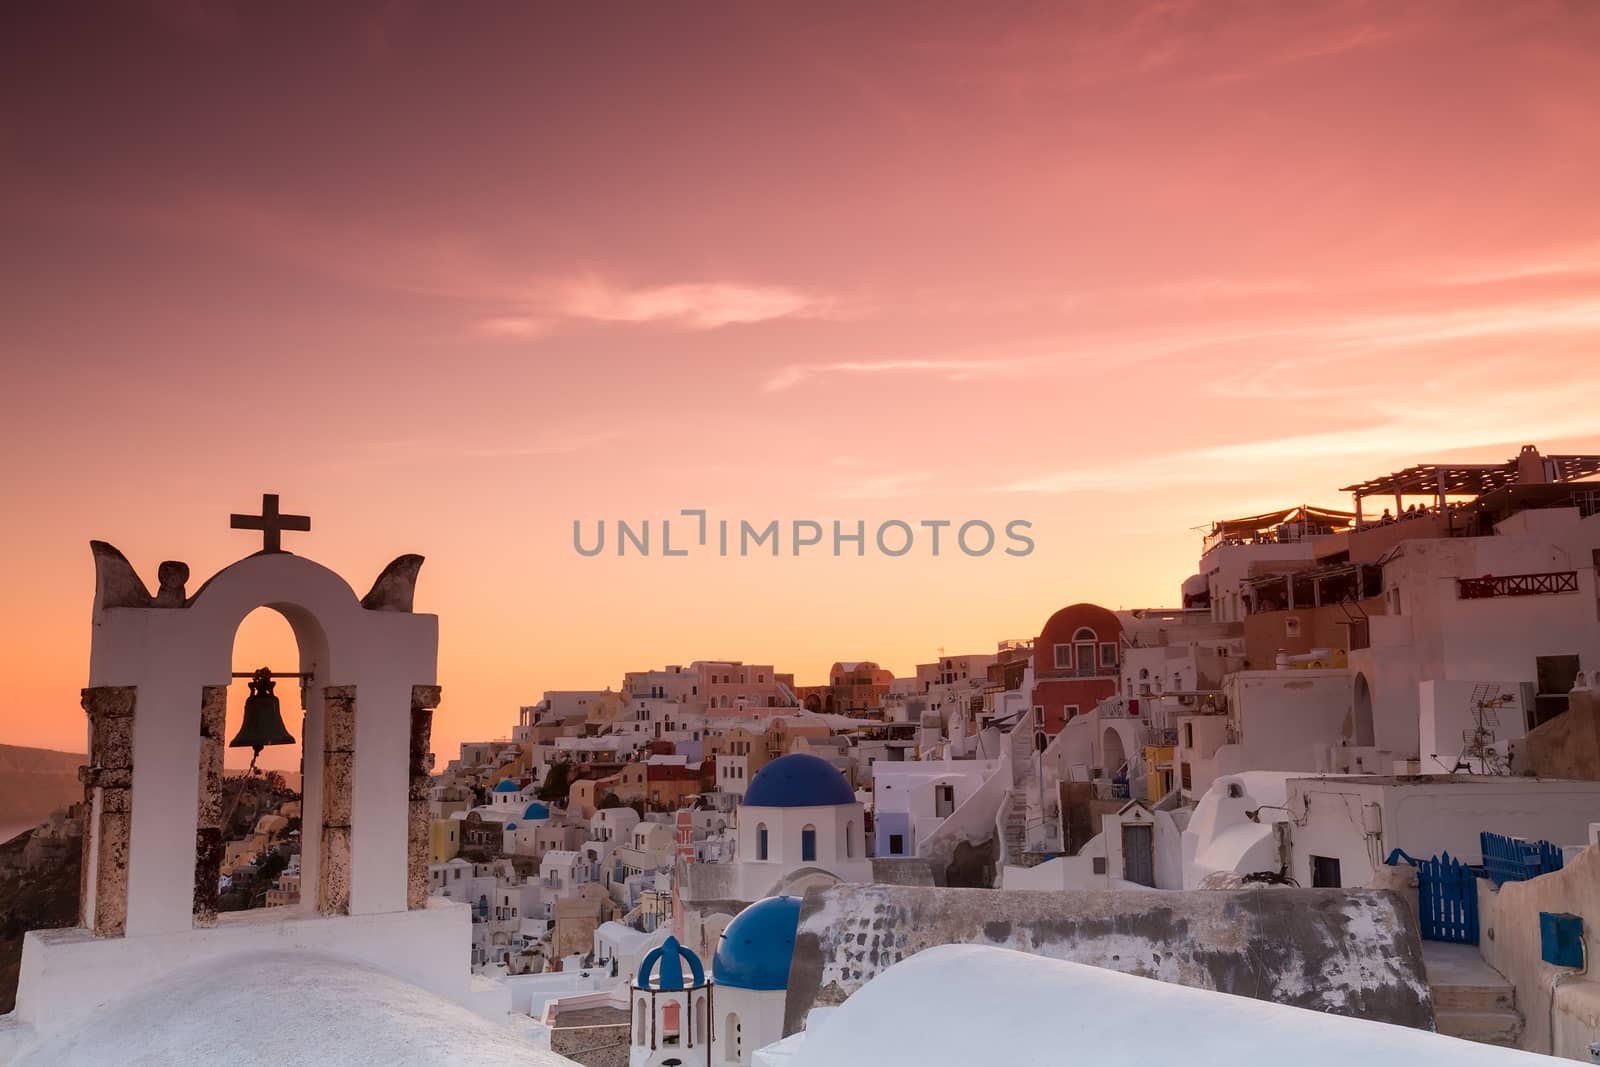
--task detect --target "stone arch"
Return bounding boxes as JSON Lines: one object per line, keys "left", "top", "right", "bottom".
{"left": 766, "top": 865, "right": 841, "bottom": 899}
{"left": 1351, "top": 672, "right": 1376, "bottom": 747}
{"left": 1102, "top": 727, "right": 1127, "bottom": 774}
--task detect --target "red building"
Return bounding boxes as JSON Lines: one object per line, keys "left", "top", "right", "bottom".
{"left": 1030, "top": 603, "right": 1122, "bottom": 734}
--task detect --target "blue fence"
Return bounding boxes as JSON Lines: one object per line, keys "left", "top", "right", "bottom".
{"left": 1387, "top": 849, "right": 1480, "bottom": 944}
{"left": 1480, "top": 832, "right": 1565, "bottom": 886}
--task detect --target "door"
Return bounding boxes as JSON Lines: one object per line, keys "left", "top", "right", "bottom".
{"left": 1121, "top": 823, "right": 1155, "bottom": 886}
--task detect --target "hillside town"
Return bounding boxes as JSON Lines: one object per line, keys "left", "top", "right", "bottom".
{"left": 4, "top": 443, "right": 1599, "bottom": 1065}
{"left": 397, "top": 443, "right": 1600, "bottom": 1062}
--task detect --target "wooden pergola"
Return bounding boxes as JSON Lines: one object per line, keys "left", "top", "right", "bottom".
{"left": 1339, "top": 454, "right": 1600, "bottom": 528}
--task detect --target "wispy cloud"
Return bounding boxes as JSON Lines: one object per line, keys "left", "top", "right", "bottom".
{"left": 553, "top": 278, "right": 827, "bottom": 329}
{"left": 999, "top": 378, "right": 1600, "bottom": 495}
{"left": 356, "top": 428, "right": 623, "bottom": 463}
{"left": 473, "top": 277, "right": 833, "bottom": 340}
{"left": 834, "top": 471, "right": 935, "bottom": 501}
{"left": 765, "top": 357, "right": 1025, "bottom": 392}
{"left": 475, "top": 316, "right": 553, "bottom": 339}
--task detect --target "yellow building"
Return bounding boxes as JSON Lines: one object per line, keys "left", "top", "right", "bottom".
{"left": 1144, "top": 745, "right": 1176, "bottom": 801}
{"left": 430, "top": 818, "right": 462, "bottom": 864}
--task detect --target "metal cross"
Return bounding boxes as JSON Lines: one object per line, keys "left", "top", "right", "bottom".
{"left": 230, "top": 493, "right": 311, "bottom": 553}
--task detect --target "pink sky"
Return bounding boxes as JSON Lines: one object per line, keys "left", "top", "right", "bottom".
{"left": 4, "top": 2, "right": 1600, "bottom": 769}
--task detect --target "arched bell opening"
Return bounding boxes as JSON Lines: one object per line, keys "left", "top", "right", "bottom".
{"left": 196, "top": 600, "right": 334, "bottom": 928}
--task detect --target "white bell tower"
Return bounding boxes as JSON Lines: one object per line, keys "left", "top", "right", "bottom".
{"left": 631, "top": 935, "right": 714, "bottom": 1067}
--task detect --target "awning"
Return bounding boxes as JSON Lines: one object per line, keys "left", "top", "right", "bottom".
{"left": 1208, "top": 505, "right": 1356, "bottom": 539}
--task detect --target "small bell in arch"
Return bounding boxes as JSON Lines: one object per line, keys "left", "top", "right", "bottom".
{"left": 230, "top": 666, "right": 296, "bottom": 764}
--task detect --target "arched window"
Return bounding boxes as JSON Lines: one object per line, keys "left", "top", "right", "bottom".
{"left": 663, "top": 1000, "right": 680, "bottom": 1046}
{"left": 801, "top": 824, "right": 817, "bottom": 863}
{"left": 695, "top": 995, "right": 706, "bottom": 1047}
{"left": 1072, "top": 627, "right": 1097, "bottom": 677}
{"left": 725, "top": 1012, "right": 742, "bottom": 1062}
{"left": 636, "top": 998, "right": 648, "bottom": 1045}
{"left": 844, "top": 820, "right": 855, "bottom": 858}
{"left": 756, "top": 823, "right": 768, "bottom": 860}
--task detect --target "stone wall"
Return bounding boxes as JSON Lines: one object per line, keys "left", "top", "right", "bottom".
{"left": 1479, "top": 843, "right": 1600, "bottom": 1058}
{"left": 319, "top": 685, "right": 355, "bottom": 914}
{"left": 784, "top": 883, "right": 1433, "bottom": 1035}
{"left": 408, "top": 685, "right": 441, "bottom": 908}
{"left": 79, "top": 686, "right": 136, "bottom": 936}
{"left": 549, "top": 1024, "right": 631, "bottom": 1067}
{"left": 1525, "top": 686, "right": 1600, "bottom": 781}
{"left": 192, "top": 685, "right": 226, "bottom": 926}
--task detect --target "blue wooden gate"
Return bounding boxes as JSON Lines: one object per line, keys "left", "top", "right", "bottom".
{"left": 1417, "top": 852, "right": 1479, "bottom": 944}
{"left": 1387, "top": 849, "right": 1480, "bottom": 944}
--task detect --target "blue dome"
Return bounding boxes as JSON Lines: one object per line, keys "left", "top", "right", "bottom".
{"left": 493, "top": 779, "right": 521, "bottom": 793}
{"left": 713, "top": 896, "right": 802, "bottom": 990}
{"left": 744, "top": 753, "right": 855, "bottom": 808}
{"left": 635, "top": 935, "right": 706, "bottom": 991}
{"left": 504, "top": 822, "right": 518, "bottom": 830}
{"left": 522, "top": 801, "right": 551, "bottom": 820}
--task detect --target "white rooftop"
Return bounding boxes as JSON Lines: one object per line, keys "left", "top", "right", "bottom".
{"left": 4, "top": 952, "right": 570, "bottom": 1066}
{"left": 774, "top": 944, "right": 1550, "bottom": 1067}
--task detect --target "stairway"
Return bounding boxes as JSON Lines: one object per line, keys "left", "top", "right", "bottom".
{"left": 1000, "top": 791, "right": 1028, "bottom": 866}
{"left": 1422, "top": 942, "right": 1524, "bottom": 1047}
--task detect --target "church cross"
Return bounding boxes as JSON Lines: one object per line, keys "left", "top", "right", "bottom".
{"left": 230, "top": 493, "right": 311, "bottom": 553}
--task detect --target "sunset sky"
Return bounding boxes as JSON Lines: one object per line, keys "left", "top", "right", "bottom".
{"left": 5, "top": 2, "right": 1600, "bottom": 770}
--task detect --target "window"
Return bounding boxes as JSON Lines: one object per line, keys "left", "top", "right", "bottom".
{"left": 756, "top": 824, "right": 768, "bottom": 860}
{"left": 1183, "top": 722, "right": 1194, "bottom": 748}
{"left": 1054, "top": 644, "right": 1072, "bottom": 669}
{"left": 845, "top": 821, "right": 855, "bottom": 858}
{"left": 1064, "top": 704, "right": 1079, "bottom": 721}
{"left": 801, "top": 825, "right": 817, "bottom": 862}
{"left": 888, "top": 833, "right": 905, "bottom": 855}
{"left": 1311, "top": 855, "right": 1342, "bottom": 888}
{"left": 1099, "top": 642, "right": 1118, "bottom": 667}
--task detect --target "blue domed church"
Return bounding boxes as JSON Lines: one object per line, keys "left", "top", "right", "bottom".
{"left": 675, "top": 753, "right": 871, "bottom": 996}
{"left": 711, "top": 895, "right": 803, "bottom": 1066}
{"left": 726, "top": 753, "right": 872, "bottom": 902}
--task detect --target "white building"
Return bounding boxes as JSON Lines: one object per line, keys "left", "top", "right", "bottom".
{"left": 870, "top": 758, "right": 1003, "bottom": 859}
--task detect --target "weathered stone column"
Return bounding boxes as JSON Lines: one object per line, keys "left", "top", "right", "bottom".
{"left": 79, "top": 686, "right": 136, "bottom": 937}
{"left": 408, "top": 685, "right": 441, "bottom": 909}
{"left": 319, "top": 685, "right": 355, "bottom": 915}
{"left": 193, "top": 685, "right": 227, "bottom": 926}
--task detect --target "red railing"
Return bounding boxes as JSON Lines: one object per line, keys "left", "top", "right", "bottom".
{"left": 1457, "top": 571, "right": 1579, "bottom": 599}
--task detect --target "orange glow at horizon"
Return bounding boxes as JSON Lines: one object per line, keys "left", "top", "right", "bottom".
{"left": 5, "top": 3, "right": 1600, "bottom": 763}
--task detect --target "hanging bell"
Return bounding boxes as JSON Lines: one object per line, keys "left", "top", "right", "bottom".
{"left": 230, "top": 667, "right": 296, "bottom": 756}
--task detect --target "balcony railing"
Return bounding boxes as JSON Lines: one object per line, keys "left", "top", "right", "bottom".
{"left": 1457, "top": 571, "right": 1578, "bottom": 599}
